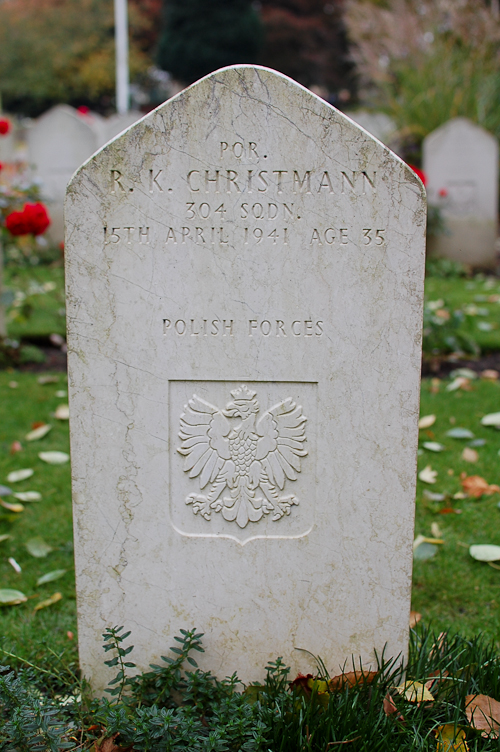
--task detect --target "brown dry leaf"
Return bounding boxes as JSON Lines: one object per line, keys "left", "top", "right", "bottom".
{"left": 410, "top": 611, "right": 422, "bottom": 628}
{"left": 425, "top": 669, "right": 449, "bottom": 691}
{"left": 465, "top": 694, "right": 500, "bottom": 738}
{"left": 430, "top": 378, "right": 441, "bottom": 394}
{"left": 10, "top": 441, "right": 22, "bottom": 454}
{"left": 462, "top": 447, "right": 479, "bottom": 463}
{"left": 383, "top": 693, "right": 405, "bottom": 721}
{"left": 481, "top": 369, "right": 499, "bottom": 381}
{"left": 94, "top": 733, "right": 134, "bottom": 752}
{"left": 328, "top": 670, "right": 378, "bottom": 691}
{"left": 435, "top": 724, "right": 469, "bottom": 751}
{"left": 396, "top": 681, "right": 434, "bottom": 703}
{"left": 460, "top": 474, "right": 500, "bottom": 499}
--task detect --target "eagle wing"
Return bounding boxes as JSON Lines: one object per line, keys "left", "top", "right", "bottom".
{"left": 255, "top": 398, "right": 307, "bottom": 490}
{"left": 177, "top": 395, "right": 231, "bottom": 489}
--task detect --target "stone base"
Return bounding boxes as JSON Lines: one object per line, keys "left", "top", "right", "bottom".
{"left": 427, "top": 218, "right": 498, "bottom": 268}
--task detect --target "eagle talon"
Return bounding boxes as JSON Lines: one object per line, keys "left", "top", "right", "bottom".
{"left": 186, "top": 494, "right": 212, "bottom": 520}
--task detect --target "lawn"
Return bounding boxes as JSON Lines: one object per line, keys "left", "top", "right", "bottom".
{"left": 0, "top": 370, "right": 500, "bottom": 670}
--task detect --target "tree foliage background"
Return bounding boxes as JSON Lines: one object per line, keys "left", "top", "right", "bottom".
{"left": 0, "top": 0, "right": 154, "bottom": 115}
{"left": 156, "top": 0, "right": 263, "bottom": 85}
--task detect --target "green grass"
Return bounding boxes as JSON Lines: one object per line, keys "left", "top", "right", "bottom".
{"left": 414, "top": 376, "right": 500, "bottom": 640}
{"left": 0, "top": 372, "right": 77, "bottom": 667}
{"left": 425, "top": 275, "right": 500, "bottom": 352}
{"left": 3, "top": 265, "right": 66, "bottom": 339}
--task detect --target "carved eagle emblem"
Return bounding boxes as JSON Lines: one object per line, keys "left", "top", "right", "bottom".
{"left": 177, "top": 385, "right": 308, "bottom": 529}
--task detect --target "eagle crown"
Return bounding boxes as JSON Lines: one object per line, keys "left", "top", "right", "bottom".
{"left": 223, "top": 385, "right": 260, "bottom": 420}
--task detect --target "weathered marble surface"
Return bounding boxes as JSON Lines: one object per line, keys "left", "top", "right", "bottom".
{"left": 424, "top": 118, "right": 498, "bottom": 267}
{"left": 65, "top": 65, "right": 426, "bottom": 691}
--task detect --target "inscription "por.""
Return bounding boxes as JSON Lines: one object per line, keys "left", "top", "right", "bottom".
{"left": 178, "top": 385, "right": 307, "bottom": 529}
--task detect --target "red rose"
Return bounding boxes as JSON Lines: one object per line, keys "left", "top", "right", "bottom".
{"left": 0, "top": 118, "right": 11, "bottom": 136}
{"left": 24, "top": 202, "right": 51, "bottom": 235}
{"left": 408, "top": 164, "right": 426, "bottom": 186}
{"left": 5, "top": 202, "right": 51, "bottom": 236}
{"left": 77, "top": 105, "right": 90, "bottom": 115}
{"left": 0, "top": 162, "right": 3, "bottom": 172}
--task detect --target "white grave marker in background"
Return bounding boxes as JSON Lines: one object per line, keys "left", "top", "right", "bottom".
{"left": 28, "top": 105, "right": 101, "bottom": 244}
{"left": 65, "top": 66, "right": 426, "bottom": 691}
{"left": 424, "top": 118, "right": 498, "bottom": 267}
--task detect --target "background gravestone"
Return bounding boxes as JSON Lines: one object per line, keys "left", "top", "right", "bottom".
{"left": 65, "top": 65, "right": 426, "bottom": 691}
{"left": 28, "top": 105, "right": 101, "bottom": 244}
{"left": 423, "top": 118, "right": 499, "bottom": 268}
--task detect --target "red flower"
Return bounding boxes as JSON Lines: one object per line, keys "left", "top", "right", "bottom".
{"left": 5, "top": 202, "right": 51, "bottom": 236}
{"left": 408, "top": 164, "right": 426, "bottom": 186}
{"left": 0, "top": 118, "right": 11, "bottom": 136}
{"left": 77, "top": 105, "right": 90, "bottom": 115}
{"left": 0, "top": 162, "right": 3, "bottom": 172}
{"left": 438, "top": 188, "right": 448, "bottom": 198}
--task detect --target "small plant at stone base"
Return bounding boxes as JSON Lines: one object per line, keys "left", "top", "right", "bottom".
{"left": 5, "top": 625, "right": 500, "bottom": 750}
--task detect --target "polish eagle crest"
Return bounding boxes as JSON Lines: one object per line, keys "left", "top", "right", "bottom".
{"left": 177, "top": 385, "right": 308, "bottom": 529}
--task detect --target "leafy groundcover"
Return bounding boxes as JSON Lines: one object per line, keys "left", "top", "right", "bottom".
{"left": 3, "top": 627, "right": 500, "bottom": 751}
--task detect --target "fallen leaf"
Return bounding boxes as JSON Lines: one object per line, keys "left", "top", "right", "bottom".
{"left": 7, "top": 469, "right": 34, "bottom": 483}
{"left": 37, "top": 569, "right": 67, "bottom": 586}
{"left": 450, "top": 368, "right": 477, "bottom": 380}
{"left": 25, "top": 537, "right": 53, "bottom": 558}
{"left": 454, "top": 492, "right": 467, "bottom": 499}
{"left": 414, "top": 542, "right": 439, "bottom": 560}
{"left": 423, "top": 490, "right": 446, "bottom": 502}
{"left": 34, "top": 592, "right": 62, "bottom": 611}
{"left": 469, "top": 438, "right": 486, "bottom": 447}
{"left": 419, "top": 415, "right": 436, "bottom": 429}
{"left": 0, "top": 535, "right": 12, "bottom": 543}
{"left": 37, "top": 375, "right": 58, "bottom": 384}
{"left": 469, "top": 545, "right": 500, "bottom": 562}
{"left": 8, "top": 557, "right": 21, "bottom": 573}
{"left": 481, "top": 412, "right": 500, "bottom": 427}
{"left": 446, "top": 428, "right": 475, "bottom": 440}
{"left": 328, "top": 670, "right": 378, "bottom": 691}
{"left": 55, "top": 404, "right": 69, "bottom": 420}
{"left": 460, "top": 474, "right": 500, "bottom": 498}
{"left": 481, "top": 370, "right": 499, "bottom": 381}
{"left": 38, "top": 451, "right": 70, "bottom": 465}
{"left": 435, "top": 724, "right": 469, "bottom": 751}
{"left": 462, "top": 447, "right": 478, "bottom": 463}
{"left": 431, "top": 522, "right": 443, "bottom": 538}
{"left": 0, "top": 485, "right": 13, "bottom": 497}
{"left": 396, "top": 681, "right": 434, "bottom": 703}
{"left": 383, "top": 693, "right": 405, "bottom": 720}
{"left": 446, "top": 377, "right": 472, "bottom": 392}
{"left": 425, "top": 669, "right": 449, "bottom": 692}
{"left": 409, "top": 611, "right": 422, "bottom": 628}
{"left": 0, "top": 499, "right": 24, "bottom": 513}
{"left": 94, "top": 732, "right": 134, "bottom": 752}
{"left": 439, "top": 508, "right": 462, "bottom": 515}
{"left": 55, "top": 390, "right": 67, "bottom": 398}
{"left": 13, "top": 492, "right": 42, "bottom": 502}
{"left": 25, "top": 424, "right": 52, "bottom": 442}
{"left": 31, "top": 422, "right": 46, "bottom": 430}
{"left": 414, "top": 534, "right": 444, "bottom": 549}
{"left": 67, "top": 631, "right": 74, "bottom": 640}
{"left": 430, "top": 379, "right": 440, "bottom": 394}
{"left": 0, "top": 588, "right": 27, "bottom": 605}
{"left": 10, "top": 441, "right": 22, "bottom": 454}
{"left": 8, "top": 381, "right": 18, "bottom": 388}
{"left": 423, "top": 442, "right": 446, "bottom": 452}
{"left": 465, "top": 694, "right": 500, "bottom": 738}
{"left": 419, "top": 466, "right": 438, "bottom": 484}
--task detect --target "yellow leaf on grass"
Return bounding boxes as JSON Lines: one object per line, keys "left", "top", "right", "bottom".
{"left": 410, "top": 611, "right": 422, "bottom": 628}
{"left": 0, "top": 499, "right": 24, "bottom": 513}
{"left": 34, "top": 592, "right": 63, "bottom": 612}
{"left": 419, "top": 415, "right": 436, "bottom": 429}
{"left": 435, "top": 725, "right": 469, "bottom": 751}
{"left": 55, "top": 405, "right": 69, "bottom": 420}
{"left": 419, "top": 466, "right": 438, "bottom": 484}
{"left": 25, "top": 424, "right": 52, "bottom": 441}
{"left": 396, "top": 681, "right": 434, "bottom": 703}
{"left": 462, "top": 448, "right": 478, "bottom": 463}
{"left": 465, "top": 694, "right": 500, "bottom": 738}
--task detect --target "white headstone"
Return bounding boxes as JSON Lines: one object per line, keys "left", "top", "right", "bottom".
{"left": 28, "top": 105, "right": 100, "bottom": 243}
{"left": 346, "top": 111, "right": 398, "bottom": 150}
{"left": 65, "top": 65, "right": 426, "bottom": 691}
{"left": 423, "top": 118, "right": 499, "bottom": 267}
{"left": 102, "top": 111, "right": 143, "bottom": 144}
